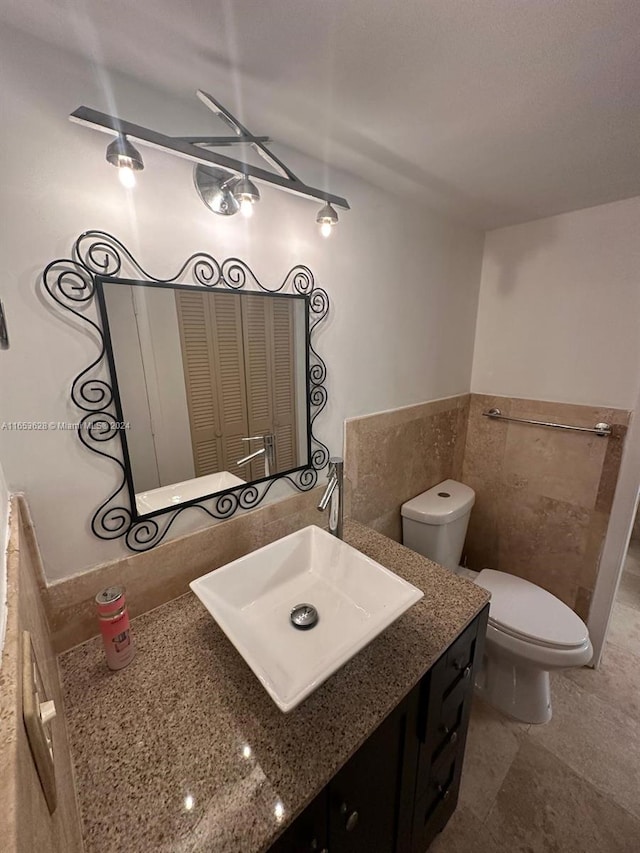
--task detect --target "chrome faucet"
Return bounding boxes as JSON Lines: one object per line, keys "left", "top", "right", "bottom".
{"left": 237, "top": 434, "right": 275, "bottom": 477}
{"left": 317, "top": 456, "right": 344, "bottom": 539}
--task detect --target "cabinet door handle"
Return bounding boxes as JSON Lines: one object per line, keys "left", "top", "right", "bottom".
{"left": 442, "top": 724, "right": 458, "bottom": 744}
{"left": 346, "top": 811, "right": 359, "bottom": 832}
{"left": 310, "top": 841, "right": 328, "bottom": 853}
{"left": 453, "top": 658, "right": 472, "bottom": 678}
{"left": 437, "top": 785, "right": 451, "bottom": 802}
{"left": 340, "top": 802, "right": 359, "bottom": 832}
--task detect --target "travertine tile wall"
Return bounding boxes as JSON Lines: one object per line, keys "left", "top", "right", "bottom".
{"left": 43, "top": 389, "right": 627, "bottom": 651}
{"left": 0, "top": 497, "right": 83, "bottom": 853}
{"left": 47, "top": 391, "right": 469, "bottom": 652}
{"left": 462, "top": 394, "right": 630, "bottom": 620}
{"left": 344, "top": 394, "right": 470, "bottom": 542}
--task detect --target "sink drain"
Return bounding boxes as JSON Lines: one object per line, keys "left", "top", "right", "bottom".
{"left": 290, "top": 603, "right": 319, "bottom": 630}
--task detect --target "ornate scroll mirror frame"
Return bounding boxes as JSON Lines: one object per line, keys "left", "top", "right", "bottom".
{"left": 44, "top": 231, "right": 329, "bottom": 551}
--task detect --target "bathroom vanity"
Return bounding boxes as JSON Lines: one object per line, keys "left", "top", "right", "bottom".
{"left": 269, "top": 610, "right": 487, "bottom": 853}
{"left": 60, "top": 521, "right": 489, "bottom": 853}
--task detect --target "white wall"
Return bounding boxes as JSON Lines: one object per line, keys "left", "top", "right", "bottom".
{"left": 103, "top": 283, "right": 196, "bottom": 493}
{"left": 472, "top": 197, "right": 640, "bottom": 409}
{"left": 102, "top": 284, "right": 160, "bottom": 492}
{"left": 590, "top": 389, "right": 640, "bottom": 664}
{"left": 0, "top": 456, "right": 10, "bottom": 660}
{"left": 0, "top": 26, "right": 484, "bottom": 582}
{"left": 470, "top": 196, "right": 640, "bottom": 663}
{"left": 136, "top": 287, "right": 195, "bottom": 487}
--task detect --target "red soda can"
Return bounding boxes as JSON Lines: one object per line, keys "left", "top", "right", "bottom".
{"left": 95, "top": 586, "right": 136, "bottom": 671}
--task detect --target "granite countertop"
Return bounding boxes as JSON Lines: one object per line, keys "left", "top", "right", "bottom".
{"left": 59, "top": 520, "right": 489, "bottom": 853}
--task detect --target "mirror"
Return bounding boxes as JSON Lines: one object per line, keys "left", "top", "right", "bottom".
{"left": 44, "top": 231, "right": 329, "bottom": 551}
{"left": 98, "top": 279, "right": 310, "bottom": 516}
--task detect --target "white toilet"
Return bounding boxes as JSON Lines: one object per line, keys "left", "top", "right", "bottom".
{"left": 401, "top": 479, "right": 593, "bottom": 724}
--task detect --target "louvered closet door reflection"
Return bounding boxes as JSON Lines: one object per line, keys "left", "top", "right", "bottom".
{"left": 241, "top": 295, "right": 271, "bottom": 479}
{"left": 176, "top": 290, "right": 222, "bottom": 476}
{"left": 177, "top": 290, "right": 300, "bottom": 483}
{"left": 176, "top": 290, "right": 248, "bottom": 477}
{"left": 241, "top": 295, "right": 298, "bottom": 478}
{"left": 207, "top": 293, "right": 249, "bottom": 476}
{"left": 271, "top": 299, "right": 298, "bottom": 471}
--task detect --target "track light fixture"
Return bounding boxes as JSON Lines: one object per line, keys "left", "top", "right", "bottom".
{"left": 71, "top": 91, "right": 349, "bottom": 230}
{"left": 316, "top": 202, "right": 339, "bottom": 238}
{"left": 232, "top": 175, "right": 260, "bottom": 218}
{"left": 105, "top": 134, "right": 144, "bottom": 188}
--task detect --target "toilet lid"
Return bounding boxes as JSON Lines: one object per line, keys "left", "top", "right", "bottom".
{"left": 476, "top": 569, "right": 589, "bottom": 649}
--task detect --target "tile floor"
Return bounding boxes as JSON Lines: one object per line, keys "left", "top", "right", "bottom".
{"left": 431, "top": 543, "right": 640, "bottom": 852}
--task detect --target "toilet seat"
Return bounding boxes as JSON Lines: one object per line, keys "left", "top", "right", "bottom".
{"left": 475, "top": 569, "right": 589, "bottom": 650}
{"left": 489, "top": 620, "right": 585, "bottom": 650}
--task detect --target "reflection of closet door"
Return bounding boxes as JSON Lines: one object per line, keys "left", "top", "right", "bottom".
{"left": 271, "top": 298, "right": 298, "bottom": 473}
{"left": 176, "top": 290, "right": 248, "bottom": 478}
{"left": 177, "top": 289, "right": 300, "bottom": 484}
{"left": 208, "top": 293, "right": 251, "bottom": 476}
{"left": 241, "top": 295, "right": 298, "bottom": 477}
{"left": 241, "top": 295, "right": 271, "bottom": 479}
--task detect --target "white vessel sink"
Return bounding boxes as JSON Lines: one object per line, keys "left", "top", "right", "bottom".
{"left": 190, "top": 525, "right": 423, "bottom": 712}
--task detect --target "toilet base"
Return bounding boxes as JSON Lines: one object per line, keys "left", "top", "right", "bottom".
{"left": 475, "top": 653, "right": 552, "bottom": 725}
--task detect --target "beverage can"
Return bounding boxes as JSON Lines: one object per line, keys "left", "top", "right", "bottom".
{"left": 95, "top": 586, "right": 136, "bottom": 671}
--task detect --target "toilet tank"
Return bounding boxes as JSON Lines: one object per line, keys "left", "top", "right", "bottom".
{"left": 401, "top": 479, "right": 475, "bottom": 570}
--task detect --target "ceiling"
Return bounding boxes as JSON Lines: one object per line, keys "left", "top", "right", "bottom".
{"left": 3, "top": 0, "right": 640, "bottom": 228}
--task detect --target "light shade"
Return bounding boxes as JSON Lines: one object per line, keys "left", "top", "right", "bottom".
{"left": 106, "top": 135, "right": 144, "bottom": 171}
{"left": 316, "top": 202, "right": 338, "bottom": 226}
{"left": 232, "top": 175, "right": 260, "bottom": 204}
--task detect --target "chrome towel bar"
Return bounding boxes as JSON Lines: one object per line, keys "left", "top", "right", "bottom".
{"left": 482, "top": 408, "right": 611, "bottom": 437}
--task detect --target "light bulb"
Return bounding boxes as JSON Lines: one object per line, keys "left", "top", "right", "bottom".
{"left": 240, "top": 197, "right": 254, "bottom": 218}
{"left": 320, "top": 221, "right": 332, "bottom": 238}
{"left": 118, "top": 166, "right": 136, "bottom": 189}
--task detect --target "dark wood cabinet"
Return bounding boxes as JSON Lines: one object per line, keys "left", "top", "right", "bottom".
{"left": 268, "top": 606, "right": 488, "bottom": 853}
{"left": 270, "top": 699, "right": 415, "bottom": 853}
{"left": 268, "top": 789, "right": 328, "bottom": 853}
{"left": 328, "top": 697, "right": 414, "bottom": 853}
{"left": 412, "top": 612, "right": 487, "bottom": 850}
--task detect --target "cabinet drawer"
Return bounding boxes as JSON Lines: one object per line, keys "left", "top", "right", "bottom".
{"left": 445, "top": 619, "right": 476, "bottom": 680}
{"left": 412, "top": 756, "right": 459, "bottom": 852}
{"left": 423, "top": 751, "right": 457, "bottom": 820}
{"left": 416, "top": 708, "right": 465, "bottom": 805}
{"left": 418, "top": 618, "right": 479, "bottom": 744}
{"left": 427, "top": 693, "right": 465, "bottom": 763}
